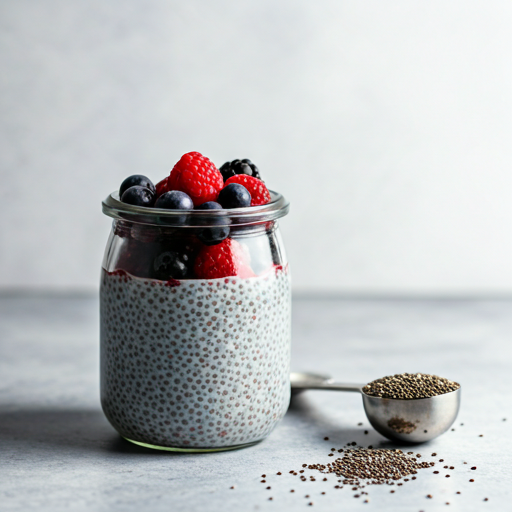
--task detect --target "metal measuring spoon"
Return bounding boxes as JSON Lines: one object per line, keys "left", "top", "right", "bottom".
{"left": 290, "top": 372, "right": 461, "bottom": 444}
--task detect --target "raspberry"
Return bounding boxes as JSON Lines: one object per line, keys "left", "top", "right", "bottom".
{"left": 168, "top": 152, "right": 224, "bottom": 206}
{"left": 155, "top": 176, "right": 169, "bottom": 197}
{"left": 224, "top": 175, "right": 271, "bottom": 206}
{"left": 194, "top": 238, "right": 254, "bottom": 279}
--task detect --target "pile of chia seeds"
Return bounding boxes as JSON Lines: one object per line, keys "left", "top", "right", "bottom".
{"left": 362, "top": 372, "right": 460, "bottom": 399}
{"left": 308, "top": 447, "right": 433, "bottom": 486}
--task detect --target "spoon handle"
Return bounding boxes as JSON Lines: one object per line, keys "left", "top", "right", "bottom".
{"left": 291, "top": 381, "right": 364, "bottom": 393}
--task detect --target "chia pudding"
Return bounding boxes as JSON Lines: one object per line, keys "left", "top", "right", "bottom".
{"left": 101, "top": 152, "right": 291, "bottom": 450}
{"left": 101, "top": 264, "right": 291, "bottom": 450}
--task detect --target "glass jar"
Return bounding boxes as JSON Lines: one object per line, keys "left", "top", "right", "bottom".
{"left": 100, "top": 191, "right": 291, "bottom": 452}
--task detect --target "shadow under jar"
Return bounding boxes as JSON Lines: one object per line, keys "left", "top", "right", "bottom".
{"left": 100, "top": 191, "right": 291, "bottom": 452}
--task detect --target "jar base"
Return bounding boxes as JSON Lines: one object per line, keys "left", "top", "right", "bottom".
{"left": 123, "top": 437, "right": 261, "bottom": 453}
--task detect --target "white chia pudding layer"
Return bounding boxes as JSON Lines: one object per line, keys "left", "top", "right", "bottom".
{"left": 100, "top": 266, "right": 291, "bottom": 449}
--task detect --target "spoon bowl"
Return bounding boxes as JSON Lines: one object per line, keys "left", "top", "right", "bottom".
{"left": 362, "top": 388, "right": 461, "bottom": 443}
{"left": 290, "top": 372, "right": 461, "bottom": 443}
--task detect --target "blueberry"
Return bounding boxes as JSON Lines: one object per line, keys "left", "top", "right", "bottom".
{"left": 120, "top": 186, "right": 155, "bottom": 207}
{"left": 155, "top": 190, "right": 194, "bottom": 210}
{"left": 218, "top": 183, "right": 251, "bottom": 208}
{"left": 196, "top": 201, "right": 223, "bottom": 210}
{"left": 119, "top": 175, "right": 155, "bottom": 197}
{"left": 152, "top": 250, "right": 190, "bottom": 280}
{"left": 195, "top": 201, "right": 230, "bottom": 245}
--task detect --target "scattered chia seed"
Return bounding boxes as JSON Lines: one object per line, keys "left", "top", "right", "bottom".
{"left": 362, "top": 373, "right": 460, "bottom": 399}
{"left": 256, "top": 432, "right": 485, "bottom": 508}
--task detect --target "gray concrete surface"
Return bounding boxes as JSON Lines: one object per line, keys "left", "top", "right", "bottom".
{"left": 0, "top": 295, "right": 511, "bottom": 511}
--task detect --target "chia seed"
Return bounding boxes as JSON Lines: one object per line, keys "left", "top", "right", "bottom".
{"left": 362, "top": 373, "right": 460, "bottom": 399}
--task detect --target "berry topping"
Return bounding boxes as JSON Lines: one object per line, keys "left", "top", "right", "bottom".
{"left": 217, "top": 183, "right": 251, "bottom": 209}
{"left": 195, "top": 201, "right": 230, "bottom": 245}
{"left": 121, "top": 186, "right": 156, "bottom": 207}
{"left": 168, "top": 152, "right": 224, "bottom": 206}
{"left": 155, "top": 176, "right": 169, "bottom": 197}
{"left": 219, "top": 159, "right": 261, "bottom": 182}
{"left": 119, "top": 175, "right": 156, "bottom": 198}
{"left": 152, "top": 250, "right": 190, "bottom": 280}
{"left": 194, "top": 238, "right": 254, "bottom": 279}
{"left": 224, "top": 175, "right": 271, "bottom": 206}
{"left": 155, "top": 190, "right": 194, "bottom": 210}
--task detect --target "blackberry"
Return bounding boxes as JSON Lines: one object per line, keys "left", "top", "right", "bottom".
{"left": 219, "top": 159, "right": 261, "bottom": 182}
{"left": 152, "top": 250, "right": 190, "bottom": 280}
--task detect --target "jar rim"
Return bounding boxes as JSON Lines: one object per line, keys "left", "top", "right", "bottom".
{"left": 102, "top": 190, "right": 290, "bottom": 227}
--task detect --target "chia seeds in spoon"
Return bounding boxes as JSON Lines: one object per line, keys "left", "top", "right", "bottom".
{"left": 362, "top": 373, "right": 460, "bottom": 399}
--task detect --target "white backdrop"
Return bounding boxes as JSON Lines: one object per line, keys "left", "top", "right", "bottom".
{"left": 1, "top": 0, "right": 512, "bottom": 294}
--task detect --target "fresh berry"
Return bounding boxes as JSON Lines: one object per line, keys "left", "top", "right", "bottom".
{"left": 196, "top": 201, "right": 223, "bottom": 210}
{"left": 217, "top": 183, "right": 251, "bottom": 209}
{"left": 121, "top": 186, "right": 156, "bottom": 207}
{"left": 155, "top": 190, "right": 194, "bottom": 210}
{"left": 119, "top": 175, "right": 155, "bottom": 197}
{"left": 219, "top": 159, "right": 261, "bottom": 182}
{"left": 224, "top": 175, "right": 271, "bottom": 206}
{"left": 155, "top": 176, "right": 169, "bottom": 197}
{"left": 152, "top": 250, "right": 190, "bottom": 280}
{"left": 194, "top": 238, "right": 254, "bottom": 279}
{"left": 168, "top": 152, "right": 224, "bottom": 206}
{"left": 195, "top": 201, "right": 230, "bottom": 245}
